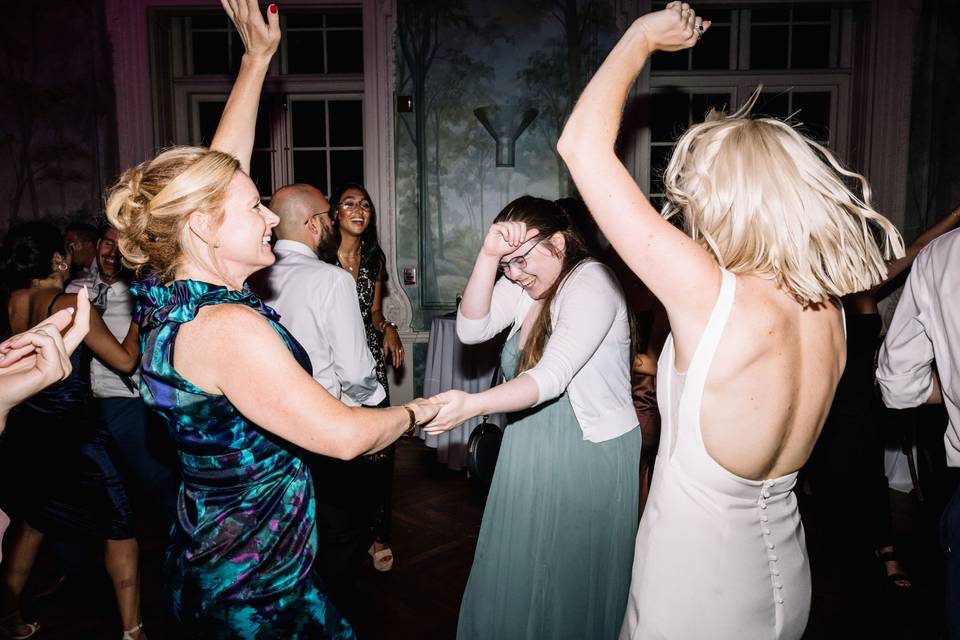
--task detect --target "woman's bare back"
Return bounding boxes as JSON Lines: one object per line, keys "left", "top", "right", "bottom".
{"left": 680, "top": 274, "right": 846, "bottom": 481}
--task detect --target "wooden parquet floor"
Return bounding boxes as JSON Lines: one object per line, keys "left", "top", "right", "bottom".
{"left": 5, "top": 437, "right": 948, "bottom": 639}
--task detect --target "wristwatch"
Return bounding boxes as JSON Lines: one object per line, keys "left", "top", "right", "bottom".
{"left": 381, "top": 321, "right": 398, "bottom": 332}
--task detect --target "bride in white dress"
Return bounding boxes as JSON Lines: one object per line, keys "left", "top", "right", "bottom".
{"left": 557, "top": 3, "right": 904, "bottom": 639}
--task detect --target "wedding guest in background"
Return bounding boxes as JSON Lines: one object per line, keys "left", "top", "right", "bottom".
{"left": 425, "top": 196, "right": 640, "bottom": 640}
{"left": 250, "top": 182, "right": 386, "bottom": 586}
{"left": 558, "top": 3, "right": 903, "bottom": 638}
{"left": 64, "top": 222, "right": 99, "bottom": 283}
{"left": 878, "top": 222, "right": 960, "bottom": 639}
{"left": 0, "top": 222, "right": 143, "bottom": 640}
{"left": 327, "top": 182, "right": 402, "bottom": 572}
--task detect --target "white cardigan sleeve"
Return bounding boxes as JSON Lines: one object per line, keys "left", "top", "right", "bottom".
{"left": 523, "top": 263, "right": 620, "bottom": 405}
{"left": 456, "top": 276, "right": 524, "bottom": 345}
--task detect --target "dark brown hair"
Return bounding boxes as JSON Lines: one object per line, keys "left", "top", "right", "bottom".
{"left": 494, "top": 196, "right": 592, "bottom": 373}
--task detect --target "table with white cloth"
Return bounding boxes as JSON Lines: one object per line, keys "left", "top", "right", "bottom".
{"left": 420, "top": 314, "right": 507, "bottom": 471}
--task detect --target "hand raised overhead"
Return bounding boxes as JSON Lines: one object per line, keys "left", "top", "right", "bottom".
{"left": 634, "top": 1, "right": 711, "bottom": 53}
{"left": 220, "top": 0, "right": 281, "bottom": 61}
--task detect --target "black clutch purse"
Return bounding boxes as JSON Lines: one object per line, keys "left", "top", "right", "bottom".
{"left": 467, "top": 415, "right": 503, "bottom": 486}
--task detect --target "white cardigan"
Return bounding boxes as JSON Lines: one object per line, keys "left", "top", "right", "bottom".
{"left": 457, "top": 260, "right": 638, "bottom": 443}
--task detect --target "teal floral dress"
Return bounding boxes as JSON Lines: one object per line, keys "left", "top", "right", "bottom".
{"left": 134, "top": 279, "right": 355, "bottom": 640}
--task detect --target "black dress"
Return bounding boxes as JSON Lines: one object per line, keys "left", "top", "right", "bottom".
{"left": 0, "top": 294, "right": 133, "bottom": 540}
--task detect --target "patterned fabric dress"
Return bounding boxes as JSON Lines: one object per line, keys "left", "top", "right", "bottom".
{"left": 134, "top": 279, "right": 355, "bottom": 640}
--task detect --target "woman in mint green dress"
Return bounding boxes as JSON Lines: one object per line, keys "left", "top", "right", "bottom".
{"left": 426, "top": 196, "right": 641, "bottom": 639}
{"left": 102, "top": 1, "right": 439, "bottom": 636}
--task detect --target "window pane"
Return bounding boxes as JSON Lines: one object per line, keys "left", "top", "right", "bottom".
{"left": 249, "top": 151, "right": 273, "bottom": 195}
{"left": 649, "top": 145, "right": 672, "bottom": 195}
{"left": 191, "top": 15, "right": 227, "bottom": 30}
{"left": 691, "top": 25, "right": 730, "bottom": 70}
{"left": 651, "top": 50, "right": 688, "bottom": 71}
{"left": 651, "top": 93, "right": 688, "bottom": 142}
{"left": 287, "top": 31, "right": 325, "bottom": 74}
{"left": 752, "top": 9, "right": 789, "bottom": 23}
{"left": 699, "top": 8, "right": 731, "bottom": 24}
{"left": 792, "top": 91, "right": 831, "bottom": 142}
{"left": 329, "top": 101, "right": 363, "bottom": 147}
{"left": 794, "top": 8, "right": 832, "bottom": 22}
{"left": 197, "top": 101, "right": 225, "bottom": 145}
{"left": 326, "top": 30, "right": 363, "bottom": 73}
{"left": 326, "top": 10, "right": 362, "bottom": 28}
{"left": 691, "top": 93, "right": 729, "bottom": 123}
{"left": 254, "top": 104, "right": 270, "bottom": 149}
{"left": 791, "top": 25, "right": 831, "bottom": 69}
{"left": 330, "top": 150, "right": 364, "bottom": 191}
{"left": 750, "top": 25, "right": 789, "bottom": 69}
{"left": 755, "top": 91, "right": 791, "bottom": 120}
{"left": 285, "top": 13, "right": 326, "bottom": 28}
{"left": 293, "top": 151, "right": 328, "bottom": 194}
{"left": 291, "top": 101, "right": 327, "bottom": 147}
{"left": 192, "top": 32, "right": 230, "bottom": 75}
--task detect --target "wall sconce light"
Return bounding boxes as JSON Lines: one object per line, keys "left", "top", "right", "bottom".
{"left": 473, "top": 103, "right": 538, "bottom": 167}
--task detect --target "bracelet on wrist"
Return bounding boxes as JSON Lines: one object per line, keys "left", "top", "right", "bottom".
{"left": 381, "top": 321, "right": 398, "bottom": 333}
{"left": 401, "top": 404, "right": 418, "bottom": 436}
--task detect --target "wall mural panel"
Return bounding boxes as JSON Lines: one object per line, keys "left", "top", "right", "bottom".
{"left": 395, "top": 0, "right": 619, "bottom": 329}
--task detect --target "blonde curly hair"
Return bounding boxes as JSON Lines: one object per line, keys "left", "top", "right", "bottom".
{"left": 661, "top": 91, "right": 905, "bottom": 305}
{"left": 105, "top": 146, "right": 240, "bottom": 282}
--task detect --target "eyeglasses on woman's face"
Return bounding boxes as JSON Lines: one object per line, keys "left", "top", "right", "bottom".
{"left": 497, "top": 236, "right": 545, "bottom": 275}
{"left": 339, "top": 198, "right": 372, "bottom": 212}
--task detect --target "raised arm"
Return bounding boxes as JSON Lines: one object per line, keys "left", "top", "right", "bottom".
{"left": 883, "top": 206, "right": 960, "bottom": 283}
{"left": 456, "top": 221, "right": 535, "bottom": 344}
{"left": 210, "top": 0, "right": 280, "bottom": 173}
{"left": 178, "top": 304, "right": 438, "bottom": 460}
{"left": 53, "top": 294, "right": 139, "bottom": 374}
{"left": 427, "top": 264, "right": 621, "bottom": 434}
{"left": 557, "top": 4, "right": 717, "bottom": 330}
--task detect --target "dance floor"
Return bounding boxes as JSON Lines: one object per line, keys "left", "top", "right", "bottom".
{"left": 13, "top": 437, "right": 945, "bottom": 639}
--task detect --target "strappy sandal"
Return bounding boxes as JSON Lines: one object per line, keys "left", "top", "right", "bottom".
{"left": 0, "top": 612, "right": 39, "bottom": 640}
{"left": 122, "top": 622, "right": 147, "bottom": 640}
{"left": 878, "top": 550, "right": 913, "bottom": 591}
{"left": 368, "top": 542, "right": 394, "bottom": 572}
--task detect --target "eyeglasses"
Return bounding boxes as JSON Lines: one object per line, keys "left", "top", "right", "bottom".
{"left": 497, "top": 236, "right": 544, "bottom": 275}
{"left": 340, "top": 199, "right": 372, "bottom": 212}
{"left": 306, "top": 210, "right": 332, "bottom": 225}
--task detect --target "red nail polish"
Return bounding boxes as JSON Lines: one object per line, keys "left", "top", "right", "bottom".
{"left": 269, "top": 3, "right": 277, "bottom": 13}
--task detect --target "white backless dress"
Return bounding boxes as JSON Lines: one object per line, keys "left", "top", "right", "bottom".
{"left": 620, "top": 269, "right": 813, "bottom": 640}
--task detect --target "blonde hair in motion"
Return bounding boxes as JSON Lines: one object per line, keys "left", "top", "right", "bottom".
{"left": 105, "top": 146, "right": 240, "bottom": 283}
{"left": 660, "top": 89, "right": 905, "bottom": 305}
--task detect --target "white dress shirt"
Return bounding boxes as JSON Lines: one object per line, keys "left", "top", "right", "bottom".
{"left": 252, "top": 239, "right": 386, "bottom": 407}
{"left": 457, "top": 259, "right": 637, "bottom": 443}
{"left": 878, "top": 228, "right": 960, "bottom": 467}
{"left": 89, "top": 278, "right": 140, "bottom": 399}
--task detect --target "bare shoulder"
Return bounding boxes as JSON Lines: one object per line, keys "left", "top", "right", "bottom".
{"left": 179, "top": 303, "right": 273, "bottom": 348}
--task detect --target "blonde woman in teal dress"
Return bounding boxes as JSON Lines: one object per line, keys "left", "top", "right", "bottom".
{"left": 425, "top": 196, "right": 641, "bottom": 639}
{"left": 103, "top": 1, "right": 439, "bottom": 637}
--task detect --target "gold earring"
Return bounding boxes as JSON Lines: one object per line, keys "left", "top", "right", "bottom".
{"left": 213, "top": 240, "right": 221, "bottom": 249}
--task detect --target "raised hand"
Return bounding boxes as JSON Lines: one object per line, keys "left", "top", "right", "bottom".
{"left": 481, "top": 222, "right": 539, "bottom": 259}
{"left": 634, "top": 1, "right": 710, "bottom": 53}
{"left": 221, "top": 0, "right": 280, "bottom": 61}
{"left": 0, "top": 287, "right": 90, "bottom": 369}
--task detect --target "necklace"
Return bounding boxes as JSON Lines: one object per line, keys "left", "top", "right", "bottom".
{"left": 338, "top": 251, "right": 360, "bottom": 273}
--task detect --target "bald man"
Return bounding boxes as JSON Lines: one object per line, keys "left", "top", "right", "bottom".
{"left": 250, "top": 184, "right": 386, "bottom": 586}
{"left": 250, "top": 184, "right": 385, "bottom": 407}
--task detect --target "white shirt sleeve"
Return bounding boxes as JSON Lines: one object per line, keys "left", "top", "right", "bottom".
{"left": 523, "top": 264, "right": 619, "bottom": 405}
{"left": 323, "top": 272, "right": 386, "bottom": 407}
{"left": 456, "top": 276, "right": 524, "bottom": 345}
{"left": 877, "top": 254, "right": 936, "bottom": 409}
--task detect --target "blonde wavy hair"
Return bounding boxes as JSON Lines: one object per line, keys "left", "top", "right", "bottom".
{"left": 661, "top": 91, "right": 905, "bottom": 305}
{"left": 105, "top": 146, "right": 240, "bottom": 283}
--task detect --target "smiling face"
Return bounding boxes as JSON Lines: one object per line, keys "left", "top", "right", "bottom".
{"left": 501, "top": 232, "right": 565, "bottom": 300}
{"left": 207, "top": 171, "right": 280, "bottom": 284}
{"left": 96, "top": 227, "right": 122, "bottom": 282}
{"left": 336, "top": 187, "right": 372, "bottom": 239}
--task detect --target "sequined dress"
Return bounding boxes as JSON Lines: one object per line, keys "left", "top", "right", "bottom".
{"left": 134, "top": 279, "right": 355, "bottom": 640}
